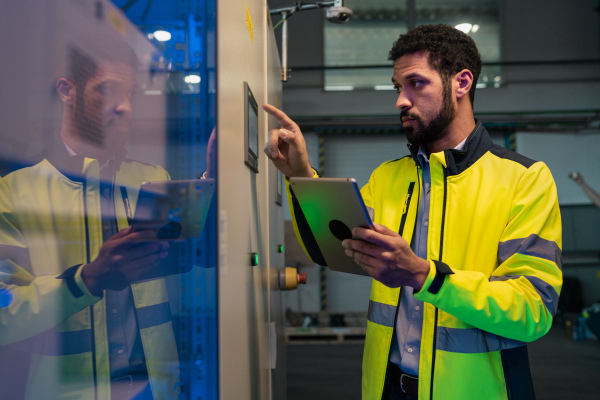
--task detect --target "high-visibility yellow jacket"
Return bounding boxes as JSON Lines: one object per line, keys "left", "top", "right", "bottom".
{"left": 0, "top": 150, "right": 180, "bottom": 399}
{"left": 288, "top": 122, "right": 562, "bottom": 400}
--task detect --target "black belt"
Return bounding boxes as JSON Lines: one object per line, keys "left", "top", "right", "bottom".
{"left": 388, "top": 363, "right": 418, "bottom": 398}
{"left": 111, "top": 374, "right": 152, "bottom": 399}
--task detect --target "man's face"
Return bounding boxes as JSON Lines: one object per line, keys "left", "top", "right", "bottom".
{"left": 392, "top": 51, "right": 455, "bottom": 148}
{"left": 73, "top": 61, "right": 137, "bottom": 153}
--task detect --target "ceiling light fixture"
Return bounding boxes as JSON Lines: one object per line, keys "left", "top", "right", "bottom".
{"left": 324, "top": 85, "right": 354, "bottom": 91}
{"left": 455, "top": 23, "right": 473, "bottom": 34}
{"left": 153, "top": 30, "right": 172, "bottom": 42}
{"left": 184, "top": 75, "right": 201, "bottom": 84}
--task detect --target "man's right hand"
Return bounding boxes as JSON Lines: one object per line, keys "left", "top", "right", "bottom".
{"left": 262, "top": 104, "right": 314, "bottom": 178}
{"left": 81, "top": 227, "right": 169, "bottom": 296}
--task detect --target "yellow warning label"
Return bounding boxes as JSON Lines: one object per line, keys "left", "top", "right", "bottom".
{"left": 108, "top": 9, "right": 127, "bottom": 37}
{"left": 246, "top": 5, "right": 254, "bottom": 42}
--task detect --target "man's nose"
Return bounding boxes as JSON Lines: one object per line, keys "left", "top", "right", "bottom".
{"left": 395, "top": 91, "right": 411, "bottom": 111}
{"left": 115, "top": 95, "right": 133, "bottom": 116}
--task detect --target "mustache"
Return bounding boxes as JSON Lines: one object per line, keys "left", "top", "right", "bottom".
{"left": 399, "top": 110, "right": 419, "bottom": 120}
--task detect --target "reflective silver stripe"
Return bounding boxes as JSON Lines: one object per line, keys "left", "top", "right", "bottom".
{"left": 4, "top": 302, "right": 173, "bottom": 355}
{"left": 7, "top": 329, "right": 93, "bottom": 355}
{"left": 437, "top": 327, "right": 525, "bottom": 353}
{"left": 367, "top": 300, "right": 396, "bottom": 328}
{"left": 498, "top": 235, "right": 562, "bottom": 270}
{"left": 137, "top": 301, "right": 172, "bottom": 329}
{"left": 491, "top": 275, "right": 559, "bottom": 316}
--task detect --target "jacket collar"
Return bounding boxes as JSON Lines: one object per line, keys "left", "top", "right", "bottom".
{"left": 44, "top": 138, "right": 88, "bottom": 182}
{"left": 0, "top": 137, "right": 86, "bottom": 181}
{"left": 47, "top": 137, "right": 130, "bottom": 183}
{"left": 408, "top": 119, "right": 494, "bottom": 176}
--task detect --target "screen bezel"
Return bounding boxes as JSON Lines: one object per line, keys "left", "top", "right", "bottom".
{"left": 244, "top": 82, "right": 259, "bottom": 173}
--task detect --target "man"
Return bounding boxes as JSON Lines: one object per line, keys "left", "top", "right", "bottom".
{"left": 0, "top": 47, "right": 180, "bottom": 399}
{"left": 263, "top": 24, "right": 562, "bottom": 400}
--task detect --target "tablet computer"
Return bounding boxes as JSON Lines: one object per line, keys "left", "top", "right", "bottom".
{"left": 289, "top": 177, "right": 374, "bottom": 276}
{"left": 131, "top": 178, "right": 215, "bottom": 240}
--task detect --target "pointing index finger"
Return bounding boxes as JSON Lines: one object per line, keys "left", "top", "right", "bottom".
{"left": 262, "top": 104, "right": 297, "bottom": 130}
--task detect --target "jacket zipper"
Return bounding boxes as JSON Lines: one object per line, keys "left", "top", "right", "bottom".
{"left": 383, "top": 174, "right": 420, "bottom": 400}
{"left": 83, "top": 180, "right": 99, "bottom": 400}
{"left": 120, "top": 185, "right": 133, "bottom": 226}
{"left": 398, "top": 181, "right": 416, "bottom": 236}
{"left": 383, "top": 170, "right": 422, "bottom": 400}
{"left": 429, "top": 164, "right": 448, "bottom": 400}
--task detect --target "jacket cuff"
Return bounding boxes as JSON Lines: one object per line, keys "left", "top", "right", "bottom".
{"left": 415, "top": 260, "right": 436, "bottom": 295}
{"left": 414, "top": 260, "right": 454, "bottom": 300}
{"left": 57, "top": 264, "right": 103, "bottom": 301}
{"left": 74, "top": 264, "right": 104, "bottom": 300}
{"left": 284, "top": 168, "right": 320, "bottom": 182}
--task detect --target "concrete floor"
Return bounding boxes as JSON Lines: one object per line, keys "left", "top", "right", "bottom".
{"left": 286, "top": 324, "right": 600, "bottom": 400}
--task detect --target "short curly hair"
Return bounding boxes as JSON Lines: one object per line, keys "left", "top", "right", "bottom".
{"left": 388, "top": 24, "right": 482, "bottom": 106}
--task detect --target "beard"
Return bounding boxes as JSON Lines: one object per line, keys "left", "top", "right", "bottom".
{"left": 73, "top": 98, "right": 129, "bottom": 153}
{"left": 74, "top": 94, "right": 106, "bottom": 148}
{"left": 402, "top": 77, "right": 455, "bottom": 148}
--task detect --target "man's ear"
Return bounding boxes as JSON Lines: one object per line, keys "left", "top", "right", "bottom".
{"left": 454, "top": 69, "right": 473, "bottom": 100}
{"left": 56, "top": 78, "right": 75, "bottom": 105}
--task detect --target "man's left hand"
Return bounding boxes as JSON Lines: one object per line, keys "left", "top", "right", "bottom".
{"left": 342, "top": 224, "right": 430, "bottom": 290}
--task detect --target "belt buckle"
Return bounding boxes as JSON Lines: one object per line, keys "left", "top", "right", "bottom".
{"left": 400, "top": 373, "right": 415, "bottom": 394}
{"left": 112, "top": 374, "right": 134, "bottom": 394}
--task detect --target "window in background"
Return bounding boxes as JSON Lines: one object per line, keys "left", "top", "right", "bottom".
{"left": 324, "top": 0, "right": 408, "bottom": 91}
{"left": 416, "top": 0, "right": 501, "bottom": 89}
{"left": 324, "top": 0, "right": 501, "bottom": 91}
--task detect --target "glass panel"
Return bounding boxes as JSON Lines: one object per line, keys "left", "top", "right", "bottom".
{"left": 0, "top": 1, "right": 218, "bottom": 399}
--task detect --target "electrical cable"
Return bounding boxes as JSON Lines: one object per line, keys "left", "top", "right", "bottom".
{"left": 273, "top": 8, "right": 298, "bottom": 30}
{"left": 271, "top": 2, "right": 337, "bottom": 30}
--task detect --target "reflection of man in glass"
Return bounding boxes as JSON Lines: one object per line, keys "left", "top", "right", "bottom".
{"left": 0, "top": 47, "right": 180, "bottom": 399}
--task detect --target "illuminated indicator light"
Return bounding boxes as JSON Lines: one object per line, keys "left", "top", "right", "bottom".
{"left": 251, "top": 252, "right": 259, "bottom": 266}
{"left": 278, "top": 245, "right": 284, "bottom": 253}
{"left": 184, "top": 75, "right": 201, "bottom": 84}
{"left": 153, "top": 30, "right": 172, "bottom": 42}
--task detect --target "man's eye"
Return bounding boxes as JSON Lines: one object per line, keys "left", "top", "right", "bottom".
{"left": 394, "top": 85, "right": 402, "bottom": 93}
{"left": 95, "top": 84, "right": 109, "bottom": 95}
{"left": 411, "top": 80, "right": 422, "bottom": 88}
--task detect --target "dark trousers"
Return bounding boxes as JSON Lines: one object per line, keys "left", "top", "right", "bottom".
{"left": 382, "top": 363, "right": 418, "bottom": 400}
